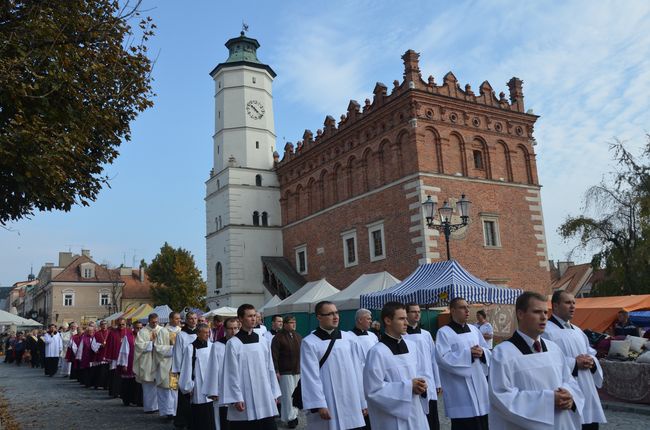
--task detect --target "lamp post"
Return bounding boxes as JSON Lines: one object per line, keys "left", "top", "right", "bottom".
{"left": 422, "top": 194, "right": 471, "bottom": 260}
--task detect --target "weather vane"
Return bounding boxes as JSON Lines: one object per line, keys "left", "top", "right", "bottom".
{"left": 242, "top": 21, "right": 249, "bottom": 34}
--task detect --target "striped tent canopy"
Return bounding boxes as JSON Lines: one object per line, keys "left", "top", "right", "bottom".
{"left": 360, "top": 260, "right": 522, "bottom": 309}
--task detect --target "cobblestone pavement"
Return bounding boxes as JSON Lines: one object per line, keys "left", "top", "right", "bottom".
{"left": 0, "top": 363, "right": 646, "bottom": 429}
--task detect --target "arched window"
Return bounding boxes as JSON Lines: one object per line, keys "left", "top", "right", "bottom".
{"left": 215, "top": 262, "right": 222, "bottom": 290}
{"left": 253, "top": 211, "right": 260, "bottom": 226}
{"left": 262, "top": 211, "right": 268, "bottom": 226}
{"left": 255, "top": 174, "right": 262, "bottom": 186}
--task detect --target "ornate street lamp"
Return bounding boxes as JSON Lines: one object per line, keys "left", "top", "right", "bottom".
{"left": 422, "top": 194, "right": 471, "bottom": 260}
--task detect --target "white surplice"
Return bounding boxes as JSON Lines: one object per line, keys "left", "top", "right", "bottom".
{"left": 489, "top": 335, "right": 585, "bottom": 429}
{"left": 348, "top": 330, "right": 379, "bottom": 362}
{"left": 363, "top": 338, "right": 428, "bottom": 430}
{"left": 202, "top": 340, "right": 225, "bottom": 401}
{"left": 300, "top": 330, "right": 367, "bottom": 430}
{"left": 43, "top": 333, "right": 63, "bottom": 358}
{"left": 542, "top": 318, "right": 606, "bottom": 425}
{"left": 154, "top": 325, "right": 181, "bottom": 416}
{"left": 172, "top": 329, "right": 197, "bottom": 373}
{"left": 404, "top": 326, "right": 441, "bottom": 411}
{"left": 178, "top": 342, "right": 213, "bottom": 405}
{"left": 222, "top": 331, "right": 281, "bottom": 422}
{"left": 435, "top": 323, "right": 491, "bottom": 419}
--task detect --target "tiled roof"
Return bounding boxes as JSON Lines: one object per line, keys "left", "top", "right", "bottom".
{"left": 51, "top": 255, "right": 121, "bottom": 283}
{"left": 549, "top": 263, "right": 592, "bottom": 295}
{"left": 121, "top": 270, "right": 152, "bottom": 300}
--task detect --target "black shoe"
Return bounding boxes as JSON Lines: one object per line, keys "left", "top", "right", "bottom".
{"left": 288, "top": 418, "right": 298, "bottom": 428}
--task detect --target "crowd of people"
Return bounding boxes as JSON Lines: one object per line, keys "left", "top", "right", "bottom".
{"left": 0, "top": 289, "right": 609, "bottom": 429}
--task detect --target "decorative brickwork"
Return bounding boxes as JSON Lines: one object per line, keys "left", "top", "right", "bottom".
{"left": 275, "top": 50, "right": 549, "bottom": 296}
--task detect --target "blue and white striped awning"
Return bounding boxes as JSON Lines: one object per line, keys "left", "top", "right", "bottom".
{"left": 360, "top": 260, "right": 522, "bottom": 309}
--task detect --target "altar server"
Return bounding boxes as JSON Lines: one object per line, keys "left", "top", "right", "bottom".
{"left": 435, "top": 297, "right": 491, "bottom": 429}
{"left": 179, "top": 324, "right": 217, "bottom": 430}
{"left": 350, "top": 308, "right": 379, "bottom": 360}
{"left": 489, "top": 291, "right": 585, "bottom": 430}
{"left": 404, "top": 303, "right": 441, "bottom": 430}
{"left": 364, "top": 301, "right": 428, "bottom": 429}
{"left": 222, "top": 304, "right": 280, "bottom": 430}
{"left": 542, "top": 291, "right": 606, "bottom": 429}
{"left": 43, "top": 324, "right": 63, "bottom": 377}
{"left": 173, "top": 311, "right": 198, "bottom": 429}
{"left": 300, "top": 301, "right": 367, "bottom": 430}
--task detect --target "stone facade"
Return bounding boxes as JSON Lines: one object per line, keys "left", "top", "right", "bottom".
{"left": 275, "top": 50, "right": 549, "bottom": 294}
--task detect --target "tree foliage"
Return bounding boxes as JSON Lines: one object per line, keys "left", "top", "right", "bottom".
{"left": 559, "top": 135, "right": 650, "bottom": 296}
{"left": 0, "top": 0, "right": 155, "bottom": 225}
{"left": 144, "top": 243, "right": 207, "bottom": 310}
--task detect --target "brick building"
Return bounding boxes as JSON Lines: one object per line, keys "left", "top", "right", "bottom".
{"left": 274, "top": 50, "right": 549, "bottom": 294}
{"left": 205, "top": 34, "right": 549, "bottom": 309}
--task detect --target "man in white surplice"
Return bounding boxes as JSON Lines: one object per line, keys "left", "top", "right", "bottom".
{"left": 363, "top": 301, "right": 428, "bottom": 429}
{"left": 542, "top": 291, "right": 605, "bottom": 429}
{"left": 404, "top": 303, "right": 442, "bottom": 430}
{"left": 489, "top": 291, "right": 585, "bottom": 430}
{"left": 349, "top": 308, "right": 379, "bottom": 360}
{"left": 134, "top": 313, "right": 163, "bottom": 413}
{"left": 300, "top": 301, "right": 367, "bottom": 430}
{"left": 222, "top": 304, "right": 280, "bottom": 430}
{"left": 43, "top": 324, "right": 63, "bottom": 377}
{"left": 172, "top": 311, "right": 199, "bottom": 430}
{"left": 179, "top": 324, "right": 217, "bottom": 430}
{"left": 154, "top": 311, "right": 182, "bottom": 418}
{"left": 435, "top": 297, "right": 491, "bottom": 430}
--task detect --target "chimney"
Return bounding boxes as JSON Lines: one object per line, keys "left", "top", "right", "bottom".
{"left": 81, "top": 249, "right": 91, "bottom": 258}
{"left": 58, "top": 252, "right": 74, "bottom": 267}
{"left": 558, "top": 261, "right": 574, "bottom": 277}
{"left": 139, "top": 267, "right": 145, "bottom": 283}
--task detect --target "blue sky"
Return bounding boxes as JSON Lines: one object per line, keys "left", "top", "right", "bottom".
{"left": 2, "top": 0, "right": 650, "bottom": 286}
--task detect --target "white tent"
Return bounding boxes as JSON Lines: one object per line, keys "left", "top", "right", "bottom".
{"left": 0, "top": 309, "right": 41, "bottom": 327}
{"left": 267, "top": 279, "right": 339, "bottom": 315}
{"left": 329, "top": 272, "right": 400, "bottom": 310}
{"left": 260, "top": 295, "right": 281, "bottom": 314}
{"left": 203, "top": 306, "right": 238, "bottom": 318}
{"left": 139, "top": 305, "right": 174, "bottom": 324}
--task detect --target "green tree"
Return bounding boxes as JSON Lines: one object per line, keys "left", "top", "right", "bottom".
{"left": 0, "top": 0, "right": 155, "bottom": 225}
{"left": 144, "top": 243, "right": 207, "bottom": 310}
{"left": 559, "top": 135, "right": 650, "bottom": 296}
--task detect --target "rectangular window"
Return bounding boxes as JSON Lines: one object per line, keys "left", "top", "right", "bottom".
{"left": 83, "top": 268, "right": 92, "bottom": 278}
{"left": 295, "top": 245, "right": 308, "bottom": 275}
{"left": 481, "top": 215, "right": 501, "bottom": 248}
{"left": 367, "top": 221, "right": 386, "bottom": 262}
{"left": 256, "top": 141, "right": 260, "bottom": 149}
{"left": 341, "top": 229, "right": 358, "bottom": 268}
{"left": 100, "top": 293, "right": 110, "bottom": 306}
{"left": 63, "top": 294, "right": 73, "bottom": 307}
{"left": 473, "top": 150, "right": 484, "bottom": 169}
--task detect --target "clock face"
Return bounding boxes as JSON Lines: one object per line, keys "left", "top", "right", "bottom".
{"left": 246, "top": 100, "right": 265, "bottom": 119}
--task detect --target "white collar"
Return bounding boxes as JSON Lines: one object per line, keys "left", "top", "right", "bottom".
{"left": 552, "top": 314, "right": 571, "bottom": 328}
{"left": 320, "top": 327, "right": 335, "bottom": 335}
{"left": 384, "top": 332, "right": 403, "bottom": 342}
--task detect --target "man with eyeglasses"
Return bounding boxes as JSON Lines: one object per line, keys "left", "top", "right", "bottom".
{"left": 404, "top": 303, "right": 441, "bottom": 430}
{"left": 435, "top": 297, "right": 491, "bottom": 430}
{"left": 300, "top": 301, "right": 367, "bottom": 430}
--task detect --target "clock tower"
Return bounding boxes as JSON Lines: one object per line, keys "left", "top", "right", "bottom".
{"left": 205, "top": 32, "right": 283, "bottom": 309}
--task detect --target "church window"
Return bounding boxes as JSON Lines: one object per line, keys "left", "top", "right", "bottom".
{"left": 295, "top": 245, "right": 308, "bottom": 274}
{"left": 218, "top": 216, "right": 222, "bottom": 229}
{"left": 218, "top": 81, "right": 221, "bottom": 89}
{"left": 216, "top": 262, "right": 223, "bottom": 290}
{"left": 253, "top": 211, "right": 260, "bottom": 226}
{"left": 367, "top": 221, "right": 386, "bottom": 262}
{"left": 252, "top": 77, "right": 256, "bottom": 84}
{"left": 218, "top": 111, "right": 220, "bottom": 119}
{"left": 473, "top": 150, "right": 484, "bottom": 170}
{"left": 341, "top": 229, "right": 358, "bottom": 268}
{"left": 217, "top": 145, "right": 220, "bottom": 154}
{"left": 217, "top": 179, "right": 220, "bottom": 189}
{"left": 256, "top": 174, "right": 262, "bottom": 186}
{"left": 256, "top": 141, "right": 260, "bottom": 149}
{"left": 262, "top": 212, "right": 268, "bottom": 226}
